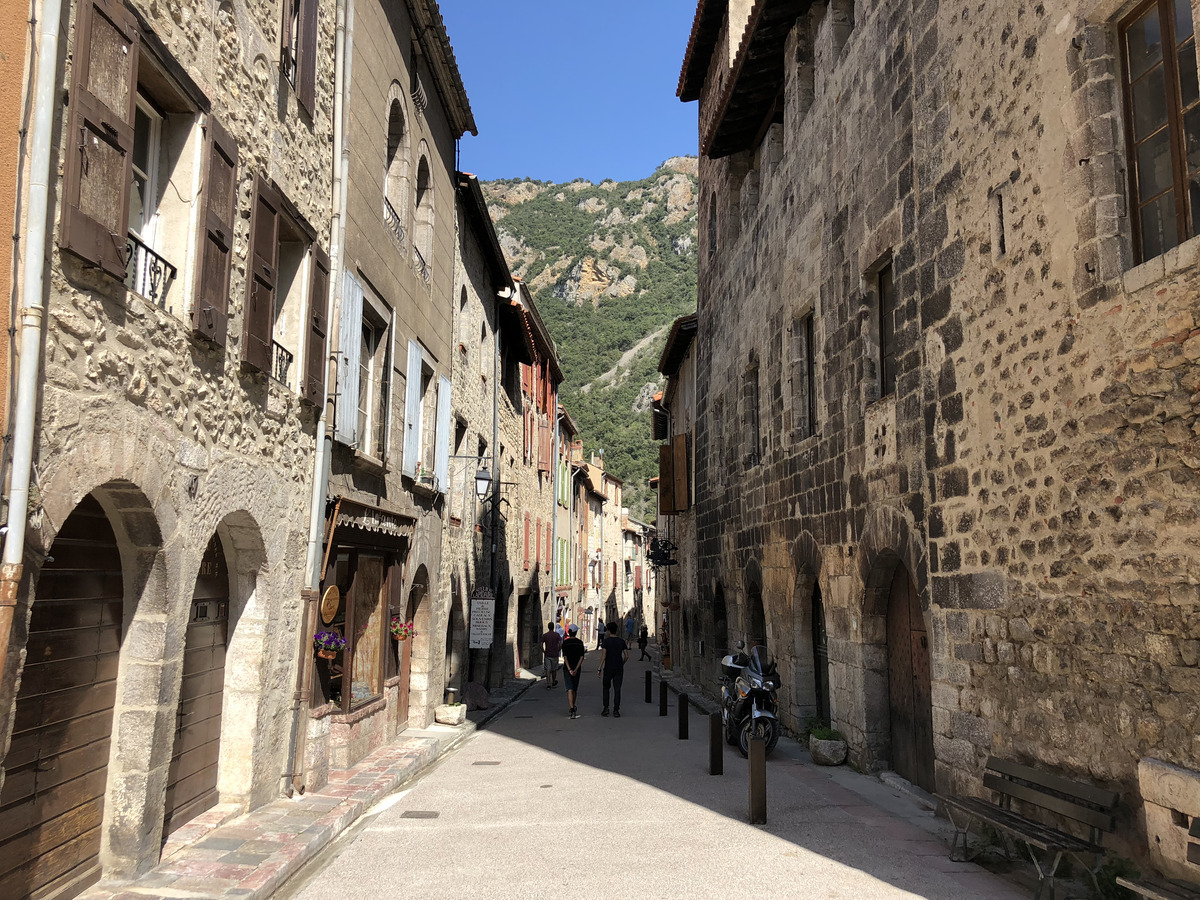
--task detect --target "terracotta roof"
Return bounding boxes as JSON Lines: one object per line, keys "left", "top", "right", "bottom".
{"left": 702, "top": 0, "right": 808, "bottom": 158}
{"left": 498, "top": 298, "right": 536, "bottom": 365}
{"left": 408, "top": 1, "right": 477, "bottom": 137}
{"left": 678, "top": 0, "right": 730, "bottom": 102}
{"left": 659, "top": 313, "right": 699, "bottom": 376}
{"left": 515, "top": 282, "right": 564, "bottom": 384}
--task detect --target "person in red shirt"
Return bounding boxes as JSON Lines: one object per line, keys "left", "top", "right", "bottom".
{"left": 540, "top": 621, "right": 562, "bottom": 688}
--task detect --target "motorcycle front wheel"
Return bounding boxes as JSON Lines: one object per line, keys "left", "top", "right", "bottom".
{"left": 738, "top": 716, "right": 780, "bottom": 758}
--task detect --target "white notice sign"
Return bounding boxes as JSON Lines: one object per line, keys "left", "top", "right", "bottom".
{"left": 469, "top": 588, "right": 495, "bottom": 649}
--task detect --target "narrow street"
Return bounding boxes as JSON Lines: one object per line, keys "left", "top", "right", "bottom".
{"left": 282, "top": 652, "right": 1026, "bottom": 900}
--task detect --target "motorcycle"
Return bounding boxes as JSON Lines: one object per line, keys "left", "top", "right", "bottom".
{"left": 720, "top": 641, "right": 782, "bottom": 757}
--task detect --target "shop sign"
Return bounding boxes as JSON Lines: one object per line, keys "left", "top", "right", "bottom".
{"left": 469, "top": 588, "right": 495, "bottom": 649}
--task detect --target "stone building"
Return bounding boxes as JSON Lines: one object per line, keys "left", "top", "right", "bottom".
{"left": 653, "top": 312, "right": 699, "bottom": 675}
{"left": 0, "top": 0, "right": 336, "bottom": 894}
{"left": 304, "top": 0, "right": 475, "bottom": 781}
{"left": 621, "top": 514, "right": 655, "bottom": 631}
{"left": 676, "top": 0, "right": 1200, "bottom": 872}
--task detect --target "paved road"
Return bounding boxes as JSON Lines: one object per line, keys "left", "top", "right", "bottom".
{"left": 284, "top": 651, "right": 1026, "bottom": 900}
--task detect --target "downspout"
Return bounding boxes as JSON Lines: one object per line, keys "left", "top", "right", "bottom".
{"left": 285, "top": 0, "right": 352, "bottom": 797}
{"left": 549, "top": 400, "right": 558, "bottom": 623}
{"left": 486, "top": 289, "right": 507, "bottom": 686}
{"left": 0, "top": 0, "right": 65, "bottom": 686}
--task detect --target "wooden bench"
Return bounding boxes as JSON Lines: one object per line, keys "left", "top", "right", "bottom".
{"left": 1115, "top": 818, "right": 1200, "bottom": 900}
{"left": 935, "top": 757, "right": 1119, "bottom": 900}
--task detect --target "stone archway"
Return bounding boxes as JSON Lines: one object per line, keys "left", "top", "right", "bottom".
{"left": 744, "top": 559, "right": 766, "bottom": 651}
{"left": 790, "top": 532, "right": 824, "bottom": 728}
{"left": 444, "top": 572, "right": 466, "bottom": 698}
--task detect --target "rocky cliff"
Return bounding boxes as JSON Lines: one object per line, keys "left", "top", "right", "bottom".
{"left": 482, "top": 157, "right": 699, "bottom": 519}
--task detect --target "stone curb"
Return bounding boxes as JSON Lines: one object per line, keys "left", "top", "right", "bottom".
{"left": 81, "top": 677, "right": 537, "bottom": 900}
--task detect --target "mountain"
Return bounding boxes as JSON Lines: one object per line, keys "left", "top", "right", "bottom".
{"left": 482, "top": 158, "right": 699, "bottom": 521}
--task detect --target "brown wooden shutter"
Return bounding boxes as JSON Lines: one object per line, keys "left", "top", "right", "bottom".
{"left": 302, "top": 244, "right": 330, "bottom": 404}
{"left": 658, "top": 445, "right": 676, "bottom": 516}
{"left": 243, "top": 176, "right": 279, "bottom": 374}
{"left": 673, "top": 433, "right": 689, "bottom": 512}
{"left": 60, "top": 0, "right": 140, "bottom": 277}
{"left": 192, "top": 117, "right": 238, "bottom": 345}
{"left": 523, "top": 514, "right": 530, "bottom": 570}
{"left": 538, "top": 421, "right": 551, "bottom": 473}
{"left": 297, "top": 0, "right": 318, "bottom": 117}
{"left": 536, "top": 520, "right": 542, "bottom": 566}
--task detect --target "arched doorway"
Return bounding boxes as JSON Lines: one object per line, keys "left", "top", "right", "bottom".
{"left": 0, "top": 495, "right": 122, "bottom": 900}
{"left": 404, "top": 565, "right": 431, "bottom": 724}
{"left": 748, "top": 583, "right": 766, "bottom": 651}
{"left": 164, "top": 534, "right": 229, "bottom": 833}
{"left": 812, "top": 583, "right": 831, "bottom": 727}
{"left": 443, "top": 574, "right": 466, "bottom": 699}
{"left": 886, "top": 564, "right": 934, "bottom": 792}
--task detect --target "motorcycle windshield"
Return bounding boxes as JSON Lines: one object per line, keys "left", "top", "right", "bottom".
{"left": 749, "top": 645, "right": 774, "bottom": 674}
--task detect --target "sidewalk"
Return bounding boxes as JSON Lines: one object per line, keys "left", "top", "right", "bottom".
{"left": 80, "top": 675, "right": 538, "bottom": 900}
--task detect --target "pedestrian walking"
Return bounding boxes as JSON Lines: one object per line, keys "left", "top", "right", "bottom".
{"left": 561, "top": 624, "right": 586, "bottom": 719}
{"left": 540, "top": 621, "right": 562, "bottom": 689}
{"left": 638, "top": 624, "right": 650, "bottom": 661}
{"left": 596, "top": 618, "right": 605, "bottom": 649}
{"left": 597, "top": 621, "right": 629, "bottom": 717}
{"left": 624, "top": 612, "right": 635, "bottom": 645}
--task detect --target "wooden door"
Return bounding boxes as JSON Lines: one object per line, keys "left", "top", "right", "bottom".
{"left": 163, "top": 536, "right": 229, "bottom": 835}
{"left": 812, "top": 584, "right": 831, "bottom": 727}
{"left": 886, "top": 565, "right": 935, "bottom": 792}
{"left": 0, "top": 495, "right": 122, "bottom": 900}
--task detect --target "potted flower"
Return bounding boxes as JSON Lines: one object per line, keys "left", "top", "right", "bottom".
{"left": 313, "top": 631, "right": 347, "bottom": 660}
{"left": 390, "top": 617, "right": 416, "bottom": 641}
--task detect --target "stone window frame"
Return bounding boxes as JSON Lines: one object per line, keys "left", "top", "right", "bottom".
{"left": 742, "top": 353, "right": 762, "bottom": 468}
{"left": 1116, "top": 0, "right": 1200, "bottom": 263}
{"left": 859, "top": 249, "right": 897, "bottom": 408}
{"left": 789, "top": 306, "right": 819, "bottom": 442}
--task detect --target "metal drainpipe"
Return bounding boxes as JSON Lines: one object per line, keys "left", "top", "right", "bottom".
{"left": 484, "top": 289, "right": 506, "bottom": 687}
{"left": 0, "top": 0, "right": 65, "bottom": 689}
{"left": 284, "top": 0, "right": 352, "bottom": 797}
{"left": 549, "top": 401, "right": 559, "bottom": 624}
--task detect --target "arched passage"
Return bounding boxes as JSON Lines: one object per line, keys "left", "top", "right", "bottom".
{"left": 405, "top": 565, "right": 432, "bottom": 724}
{"left": 444, "top": 572, "right": 466, "bottom": 698}
{"left": 0, "top": 495, "right": 123, "bottom": 900}
{"left": 745, "top": 560, "right": 766, "bottom": 652}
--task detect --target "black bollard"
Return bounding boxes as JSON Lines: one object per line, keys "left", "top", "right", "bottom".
{"left": 678, "top": 692, "right": 689, "bottom": 740}
{"left": 645, "top": 670, "right": 652, "bottom": 703}
{"left": 709, "top": 713, "right": 723, "bottom": 775}
{"left": 659, "top": 680, "right": 668, "bottom": 716}
{"left": 748, "top": 737, "right": 766, "bottom": 824}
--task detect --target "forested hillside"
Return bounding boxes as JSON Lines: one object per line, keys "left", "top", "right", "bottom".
{"left": 482, "top": 158, "right": 698, "bottom": 520}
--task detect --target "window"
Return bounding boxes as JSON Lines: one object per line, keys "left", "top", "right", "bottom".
{"left": 743, "top": 359, "right": 761, "bottom": 466}
{"left": 383, "top": 95, "right": 409, "bottom": 248}
{"left": 707, "top": 193, "right": 717, "bottom": 260}
{"left": 243, "top": 177, "right": 328, "bottom": 402}
{"left": 791, "top": 311, "right": 817, "bottom": 438}
{"left": 334, "top": 274, "right": 391, "bottom": 460}
{"left": 280, "top": 0, "right": 317, "bottom": 116}
{"left": 413, "top": 154, "right": 433, "bottom": 284}
{"left": 1121, "top": 0, "right": 1200, "bottom": 261}
{"left": 60, "top": 0, "right": 239, "bottom": 341}
{"left": 877, "top": 262, "right": 898, "bottom": 398}
{"left": 402, "top": 340, "right": 450, "bottom": 490}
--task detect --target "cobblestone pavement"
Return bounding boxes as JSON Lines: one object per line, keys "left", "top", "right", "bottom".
{"left": 283, "top": 652, "right": 1030, "bottom": 900}
{"left": 76, "top": 676, "right": 537, "bottom": 900}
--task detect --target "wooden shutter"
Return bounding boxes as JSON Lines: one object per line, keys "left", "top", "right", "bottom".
{"left": 60, "top": 0, "right": 140, "bottom": 277}
{"left": 545, "top": 526, "right": 551, "bottom": 573}
{"left": 297, "top": 0, "right": 318, "bottom": 116}
{"left": 302, "top": 244, "right": 330, "bottom": 404}
{"left": 536, "top": 520, "right": 542, "bottom": 567}
{"left": 673, "top": 433, "right": 689, "bottom": 512}
{"left": 538, "top": 420, "right": 551, "bottom": 473}
{"left": 335, "top": 271, "right": 363, "bottom": 444}
{"left": 243, "top": 177, "right": 279, "bottom": 373}
{"left": 434, "top": 375, "right": 451, "bottom": 492}
{"left": 658, "top": 444, "right": 676, "bottom": 516}
{"left": 523, "top": 514, "right": 530, "bottom": 571}
{"left": 192, "top": 117, "right": 238, "bottom": 345}
{"left": 402, "top": 340, "right": 422, "bottom": 477}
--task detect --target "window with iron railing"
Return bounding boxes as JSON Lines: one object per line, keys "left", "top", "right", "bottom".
{"left": 272, "top": 341, "right": 293, "bottom": 384}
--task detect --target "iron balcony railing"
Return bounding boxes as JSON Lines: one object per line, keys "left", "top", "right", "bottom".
{"left": 413, "top": 245, "right": 430, "bottom": 284}
{"left": 124, "top": 232, "right": 177, "bottom": 310}
{"left": 272, "top": 341, "right": 294, "bottom": 385}
{"left": 383, "top": 197, "right": 407, "bottom": 249}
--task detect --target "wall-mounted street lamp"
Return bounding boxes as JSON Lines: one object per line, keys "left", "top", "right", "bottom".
{"left": 474, "top": 467, "right": 491, "bottom": 500}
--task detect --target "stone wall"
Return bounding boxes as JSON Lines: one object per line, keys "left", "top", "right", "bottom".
{"left": 0, "top": 0, "right": 335, "bottom": 880}
{"left": 682, "top": 0, "right": 1200, "bottom": 863}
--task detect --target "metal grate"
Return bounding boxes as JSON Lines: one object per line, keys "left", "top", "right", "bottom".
{"left": 472, "top": 761, "right": 501, "bottom": 766}
{"left": 400, "top": 811, "right": 439, "bottom": 819}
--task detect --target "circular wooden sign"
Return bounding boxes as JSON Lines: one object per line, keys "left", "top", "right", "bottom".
{"left": 320, "top": 585, "right": 340, "bottom": 625}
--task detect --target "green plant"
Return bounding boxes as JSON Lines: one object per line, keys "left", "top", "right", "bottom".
{"left": 810, "top": 725, "right": 846, "bottom": 742}
{"left": 1092, "top": 856, "right": 1139, "bottom": 900}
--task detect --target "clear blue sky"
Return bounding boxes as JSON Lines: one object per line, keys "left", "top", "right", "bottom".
{"left": 439, "top": 1, "right": 699, "bottom": 184}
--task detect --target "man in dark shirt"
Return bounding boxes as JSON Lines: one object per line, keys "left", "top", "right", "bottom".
{"left": 597, "top": 621, "right": 629, "bottom": 717}
{"left": 560, "top": 624, "right": 586, "bottom": 719}
{"left": 540, "top": 621, "right": 562, "bottom": 688}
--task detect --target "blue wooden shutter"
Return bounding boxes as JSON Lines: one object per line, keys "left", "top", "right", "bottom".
{"left": 335, "top": 271, "right": 363, "bottom": 445}
{"left": 434, "top": 374, "right": 452, "bottom": 493}
{"left": 403, "top": 340, "right": 422, "bottom": 477}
